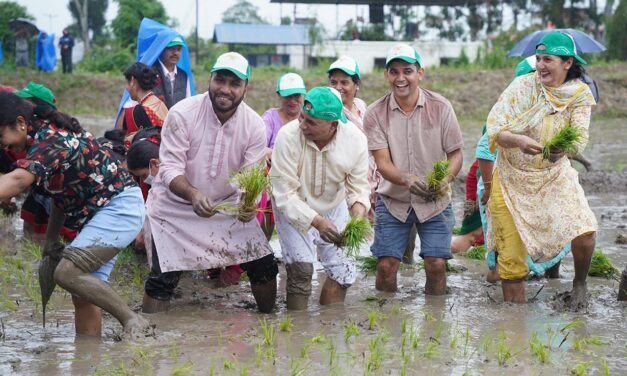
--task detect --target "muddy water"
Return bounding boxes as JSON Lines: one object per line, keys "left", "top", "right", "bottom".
{"left": 1, "top": 117, "right": 625, "bottom": 375}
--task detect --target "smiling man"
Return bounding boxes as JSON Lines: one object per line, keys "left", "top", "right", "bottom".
{"left": 270, "top": 87, "right": 370, "bottom": 310}
{"left": 141, "top": 52, "right": 278, "bottom": 314}
{"left": 363, "top": 44, "right": 463, "bottom": 295}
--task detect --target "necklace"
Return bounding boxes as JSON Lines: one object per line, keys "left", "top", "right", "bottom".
{"left": 139, "top": 91, "right": 154, "bottom": 104}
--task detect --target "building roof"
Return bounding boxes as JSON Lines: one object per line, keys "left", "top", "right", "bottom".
{"left": 270, "top": 0, "right": 483, "bottom": 5}
{"left": 213, "top": 23, "right": 311, "bottom": 45}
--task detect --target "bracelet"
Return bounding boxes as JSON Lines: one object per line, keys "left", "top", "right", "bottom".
{"left": 483, "top": 180, "right": 492, "bottom": 185}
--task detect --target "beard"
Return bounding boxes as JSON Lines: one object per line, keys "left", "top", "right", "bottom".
{"left": 209, "top": 90, "right": 245, "bottom": 114}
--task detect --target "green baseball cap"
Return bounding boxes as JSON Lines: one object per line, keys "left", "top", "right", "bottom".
{"left": 14, "top": 81, "right": 56, "bottom": 108}
{"left": 515, "top": 55, "right": 536, "bottom": 77}
{"left": 536, "top": 31, "right": 587, "bottom": 65}
{"left": 328, "top": 56, "right": 361, "bottom": 79}
{"left": 303, "top": 87, "right": 347, "bottom": 123}
{"left": 385, "top": 43, "right": 423, "bottom": 68}
{"left": 210, "top": 52, "right": 251, "bottom": 81}
{"left": 276, "top": 73, "right": 306, "bottom": 97}
{"left": 166, "top": 36, "right": 184, "bottom": 48}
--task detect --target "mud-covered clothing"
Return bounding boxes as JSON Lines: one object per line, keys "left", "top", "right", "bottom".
{"left": 16, "top": 120, "right": 136, "bottom": 231}
{"left": 145, "top": 243, "right": 278, "bottom": 300}
{"left": 269, "top": 119, "right": 370, "bottom": 233}
{"left": 364, "top": 89, "right": 463, "bottom": 223}
{"left": 273, "top": 200, "right": 356, "bottom": 287}
{"left": 485, "top": 72, "right": 597, "bottom": 263}
{"left": 145, "top": 93, "right": 273, "bottom": 272}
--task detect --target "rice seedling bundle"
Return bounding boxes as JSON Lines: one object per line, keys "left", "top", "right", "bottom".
{"left": 541, "top": 127, "right": 582, "bottom": 160}
{"left": 337, "top": 217, "right": 372, "bottom": 257}
{"left": 214, "top": 164, "right": 270, "bottom": 220}
{"left": 588, "top": 250, "right": 619, "bottom": 279}
{"left": 427, "top": 160, "right": 451, "bottom": 191}
{"left": 357, "top": 256, "right": 378, "bottom": 273}
{"left": 463, "top": 245, "right": 486, "bottom": 260}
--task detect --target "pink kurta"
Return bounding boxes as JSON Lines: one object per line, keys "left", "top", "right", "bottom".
{"left": 145, "top": 93, "right": 273, "bottom": 272}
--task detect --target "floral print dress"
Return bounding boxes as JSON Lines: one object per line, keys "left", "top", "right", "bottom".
{"left": 16, "top": 121, "right": 136, "bottom": 231}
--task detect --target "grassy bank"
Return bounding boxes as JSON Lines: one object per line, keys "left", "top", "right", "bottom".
{"left": 2, "top": 62, "right": 626, "bottom": 121}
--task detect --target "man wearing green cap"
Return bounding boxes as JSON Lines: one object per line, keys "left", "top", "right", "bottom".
{"left": 364, "top": 43, "right": 463, "bottom": 295}
{"left": 152, "top": 37, "right": 190, "bottom": 109}
{"left": 269, "top": 86, "right": 370, "bottom": 310}
{"left": 142, "top": 52, "right": 278, "bottom": 314}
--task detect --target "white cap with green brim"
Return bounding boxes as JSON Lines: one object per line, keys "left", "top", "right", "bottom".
{"left": 166, "top": 36, "right": 184, "bottom": 48}
{"left": 276, "top": 73, "right": 307, "bottom": 97}
{"left": 327, "top": 56, "right": 361, "bottom": 79}
{"left": 210, "top": 52, "right": 251, "bottom": 80}
{"left": 385, "top": 43, "right": 423, "bottom": 68}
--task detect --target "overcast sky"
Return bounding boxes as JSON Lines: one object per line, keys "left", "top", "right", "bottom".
{"left": 18, "top": 0, "right": 378, "bottom": 40}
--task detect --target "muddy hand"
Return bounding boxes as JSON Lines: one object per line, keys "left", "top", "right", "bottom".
{"left": 312, "top": 215, "right": 342, "bottom": 244}
{"left": 407, "top": 176, "right": 430, "bottom": 197}
{"left": 238, "top": 204, "right": 257, "bottom": 223}
{"left": 191, "top": 192, "right": 216, "bottom": 218}
{"left": 517, "top": 135, "right": 543, "bottom": 155}
{"left": 548, "top": 148, "right": 566, "bottom": 163}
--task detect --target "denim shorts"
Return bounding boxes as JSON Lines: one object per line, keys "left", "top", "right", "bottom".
{"left": 371, "top": 199, "right": 455, "bottom": 260}
{"left": 70, "top": 187, "right": 145, "bottom": 282}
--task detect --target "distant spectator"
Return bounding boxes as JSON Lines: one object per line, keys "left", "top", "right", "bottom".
{"left": 58, "top": 28, "right": 74, "bottom": 74}
{"left": 15, "top": 30, "right": 29, "bottom": 68}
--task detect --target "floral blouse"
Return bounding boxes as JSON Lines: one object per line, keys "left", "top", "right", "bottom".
{"left": 17, "top": 121, "right": 136, "bottom": 230}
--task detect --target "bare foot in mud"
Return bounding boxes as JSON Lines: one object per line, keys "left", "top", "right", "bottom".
{"left": 122, "top": 315, "right": 155, "bottom": 340}
{"left": 554, "top": 282, "right": 588, "bottom": 311}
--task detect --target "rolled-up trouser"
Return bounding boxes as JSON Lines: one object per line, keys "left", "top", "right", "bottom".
{"left": 145, "top": 240, "right": 279, "bottom": 301}
{"left": 273, "top": 200, "right": 356, "bottom": 295}
{"left": 65, "top": 187, "right": 145, "bottom": 282}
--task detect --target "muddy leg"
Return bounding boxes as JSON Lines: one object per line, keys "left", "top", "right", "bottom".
{"left": 285, "top": 262, "right": 313, "bottom": 311}
{"left": 570, "top": 232, "right": 595, "bottom": 309}
{"left": 319, "top": 277, "right": 348, "bottom": 305}
{"left": 54, "top": 247, "right": 150, "bottom": 338}
{"left": 72, "top": 296, "right": 102, "bottom": 336}
{"left": 402, "top": 225, "right": 417, "bottom": 264}
{"left": 424, "top": 257, "right": 447, "bottom": 295}
{"left": 570, "top": 153, "right": 594, "bottom": 172}
{"left": 376, "top": 256, "right": 400, "bottom": 292}
{"left": 501, "top": 279, "right": 525, "bottom": 303}
{"left": 619, "top": 267, "right": 627, "bottom": 301}
{"left": 544, "top": 260, "right": 561, "bottom": 279}
{"left": 250, "top": 279, "right": 277, "bottom": 313}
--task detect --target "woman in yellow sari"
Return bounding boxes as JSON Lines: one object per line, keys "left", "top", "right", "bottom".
{"left": 486, "top": 31, "right": 596, "bottom": 307}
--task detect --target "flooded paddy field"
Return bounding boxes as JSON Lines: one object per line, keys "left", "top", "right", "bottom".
{"left": 0, "top": 117, "right": 625, "bottom": 375}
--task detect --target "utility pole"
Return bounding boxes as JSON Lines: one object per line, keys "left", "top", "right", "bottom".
{"left": 195, "top": 0, "right": 199, "bottom": 66}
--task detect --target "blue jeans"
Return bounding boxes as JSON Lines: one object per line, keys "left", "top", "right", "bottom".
{"left": 371, "top": 198, "right": 455, "bottom": 260}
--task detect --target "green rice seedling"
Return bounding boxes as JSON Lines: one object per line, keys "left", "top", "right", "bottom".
{"left": 495, "top": 331, "right": 511, "bottom": 366}
{"left": 366, "top": 333, "right": 386, "bottom": 372}
{"left": 529, "top": 331, "right": 549, "bottom": 363}
{"left": 427, "top": 160, "right": 451, "bottom": 191}
{"left": 463, "top": 327, "right": 471, "bottom": 357}
{"left": 223, "top": 359, "right": 236, "bottom": 371}
{"left": 409, "top": 326, "right": 420, "bottom": 349}
{"left": 542, "top": 127, "right": 582, "bottom": 160}
{"left": 20, "top": 239, "right": 42, "bottom": 261}
{"left": 1, "top": 291, "right": 17, "bottom": 312}
{"left": 445, "top": 261, "right": 467, "bottom": 273}
{"left": 309, "top": 335, "right": 326, "bottom": 344}
{"left": 357, "top": 256, "right": 378, "bottom": 274}
{"left": 290, "top": 357, "right": 308, "bottom": 376}
{"left": 169, "top": 341, "right": 180, "bottom": 361}
{"left": 280, "top": 314, "right": 294, "bottom": 332}
{"left": 344, "top": 321, "right": 360, "bottom": 344}
{"left": 588, "top": 250, "right": 619, "bottom": 279}
{"left": 452, "top": 226, "right": 461, "bottom": 235}
{"left": 259, "top": 318, "right": 276, "bottom": 347}
{"left": 253, "top": 344, "right": 263, "bottom": 366}
{"left": 423, "top": 338, "right": 439, "bottom": 359}
{"left": 367, "top": 309, "right": 380, "bottom": 330}
{"left": 570, "top": 361, "right": 592, "bottom": 376}
{"left": 391, "top": 303, "right": 402, "bottom": 315}
{"left": 449, "top": 329, "right": 459, "bottom": 350}
{"left": 421, "top": 310, "right": 436, "bottom": 322}
{"left": 239, "top": 365, "right": 249, "bottom": 376}
{"left": 170, "top": 361, "right": 194, "bottom": 376}
{"left": 216, "top": 164, "right": 269, "bottom": 220}
{"left": 600, "top": 358, "right": 610, "bottom": 376}
{"left": 463, "top": 245, "right": 486, "bottom": 260}
{"left": 337, "top": 217, "right": 372, "bottom": 257}
{"left": 299, "top": 342, "right": 311, "bottom": 359}
{"left": 326, "top": 340, "right": 337, "bottom": 366}
{"left": 401, "top": 318, "right": 407, "bottom": 334}
{"left": 573, "top": 336, "right": 608, "bottom": 351}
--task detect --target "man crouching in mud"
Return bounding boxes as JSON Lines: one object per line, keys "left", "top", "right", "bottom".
{"left": 0, "top": 93, "right": 151, "bottom": 338}
{"left": 141, "top": 52, "right": 278, "bottom": 313}
{"left": 269, "top": 87, "right": 370, "bottom": 310}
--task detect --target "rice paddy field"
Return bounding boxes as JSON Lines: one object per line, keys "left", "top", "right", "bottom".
{"left": 0, "top": 112, "right": 625, "bottom": 375}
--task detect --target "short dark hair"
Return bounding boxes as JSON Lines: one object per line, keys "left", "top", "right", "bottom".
{"left": 0, "top": 92, "right": 82, "bottom": 133}
{"left": 327, "top": 69, "right": 360, "bottom": 85}
{"left": 127, "top": 127, "right": 161, "bottom": 170}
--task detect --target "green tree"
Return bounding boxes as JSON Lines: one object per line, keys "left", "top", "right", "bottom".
{"left": 68, "top": 0, "right": 109, "bottom": 45}
{"left": 0, "top": 2, "right": 34, "bottom": 63}
{"left": 111, "top": 0, "right": 168, "bottom": 49}
{"left": 606, "top": 0, "right": 627, "bottom": 60}
{"left": 222, "top": 0, "right": 267, "bottom": 24}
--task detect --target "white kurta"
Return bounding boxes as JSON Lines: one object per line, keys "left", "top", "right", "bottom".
{"left": 145, "top": 93, "right": 273, "bottom": 272}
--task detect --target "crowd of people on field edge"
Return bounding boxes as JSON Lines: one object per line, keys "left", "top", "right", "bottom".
{"left": 1, "top": 28, "right": 624, "bottom": 340}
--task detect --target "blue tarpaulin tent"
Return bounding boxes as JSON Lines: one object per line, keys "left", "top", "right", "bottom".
{"left": 114, "top": 18, "right": 196, "bottom": 125}
{"left": 35, "top": 32, "right": 56, "bottom": 72}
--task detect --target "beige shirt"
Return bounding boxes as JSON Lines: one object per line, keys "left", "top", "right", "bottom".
{"left": 364, "top": 88, "right": 463, "bottom": 222}
{"left": 270, "top": 119, "right": 371, "bottom": 232}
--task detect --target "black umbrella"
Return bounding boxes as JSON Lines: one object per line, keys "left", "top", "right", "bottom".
{"left": 9, "top": 18, "right": 39, "bottom": 38}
